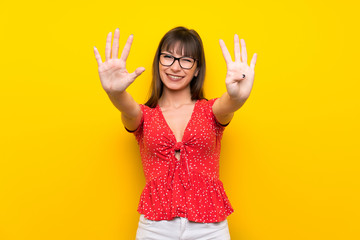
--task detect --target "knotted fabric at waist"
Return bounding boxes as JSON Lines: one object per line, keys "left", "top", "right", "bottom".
{"left": 167, "top": 141, "right": 191, "bottom": 190}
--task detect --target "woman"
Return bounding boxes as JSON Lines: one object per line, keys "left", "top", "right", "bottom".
{"left": 93, "top": 26, "right": 257, "bottom": 240}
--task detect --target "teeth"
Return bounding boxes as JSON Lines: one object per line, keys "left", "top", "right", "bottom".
{"left": 168, "top": 75, "right": 182, "bottom": 80}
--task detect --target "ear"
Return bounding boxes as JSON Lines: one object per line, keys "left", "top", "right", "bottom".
{"left": 195, "top": 68, "right": 200, "bottom": 77}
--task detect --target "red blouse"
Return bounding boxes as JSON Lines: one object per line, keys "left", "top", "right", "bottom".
{"left": 125, "top": 98, "right": 234, "bottom": 223}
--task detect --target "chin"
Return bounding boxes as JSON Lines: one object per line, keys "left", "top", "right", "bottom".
{"left": 163, "top": 82, "right": 187, "bottom": 91}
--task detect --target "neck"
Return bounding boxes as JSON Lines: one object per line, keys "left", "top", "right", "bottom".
{"left": 159, "top": 85, "right": 194, "bottom": 108}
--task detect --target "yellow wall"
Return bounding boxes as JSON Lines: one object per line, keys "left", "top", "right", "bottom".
{"left": 1, "top": 0, "right": 359, "bottom": 239}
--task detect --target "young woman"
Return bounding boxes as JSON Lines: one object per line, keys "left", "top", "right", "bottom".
{"left": 94, "top": 26, "right": 257, "bottom": 240}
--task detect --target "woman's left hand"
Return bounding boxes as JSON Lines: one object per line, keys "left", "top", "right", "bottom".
{"left": 219, "top": 34, "right": 257, "bottom": 101}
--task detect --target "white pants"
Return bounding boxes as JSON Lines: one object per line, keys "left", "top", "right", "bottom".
{"left": 135, "top": 214, "right": 231, "bottom": 240}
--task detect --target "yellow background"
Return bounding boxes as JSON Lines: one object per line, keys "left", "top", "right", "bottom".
{"left": 1, "top": 0, "right": 359, "bottom": 239}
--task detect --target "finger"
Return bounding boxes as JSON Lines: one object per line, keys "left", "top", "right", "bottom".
{"left": 219, "top": 39, "right": 233, "bottom": 64}
{"left": 111, "top": 28, "right": 120, "bottom": 59}
{"left": 120, "top": 34, "right": 134, "bottom": 62}
{"left": 93, "top": 46, "right": 103, "bottom": 66}
{"left": 105, "top": 32, "right": 112, "bottom": 61}
{"left": 129, "top": 67, "right": 146, "bottom": 80}
{"left": 234, "top": 34, "right": 241, "bottom": 62}
{"left": 241, "top": 39, "right": 248, "bottom": 64}
{"left": 250, "top": 53, "right": 257, "bottom": 70}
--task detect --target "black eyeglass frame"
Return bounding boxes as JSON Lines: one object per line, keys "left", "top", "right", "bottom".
{"left": 159, "top": 53, "right": 198, "bottom": 70}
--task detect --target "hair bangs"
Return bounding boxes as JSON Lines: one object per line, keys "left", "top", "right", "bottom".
{"left": 161, "top": 34, "right": 200, "bottom": 60}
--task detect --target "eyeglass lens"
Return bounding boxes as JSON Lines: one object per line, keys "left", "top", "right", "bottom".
{"left": 160, "top": 54, "right": 195, "bottom": 69}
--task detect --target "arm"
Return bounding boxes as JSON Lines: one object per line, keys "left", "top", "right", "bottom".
{"left": 108, "top": 91, "right": 142, "bottom": 131}
{"left": 93, "top": 28, "right": 145, "bottom": 131}
{"left": 213, "top": 34, "right": 257, "bottom": 124}
{"left": 212, "top": 92, "right": 246, "bottom": 125}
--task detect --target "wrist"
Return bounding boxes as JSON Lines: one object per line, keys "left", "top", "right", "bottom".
{"left": 106, "top": 90, "right": 127, "bottom": 98}
{"left": 227, "top": 92, "right": 248, "bottom": 103}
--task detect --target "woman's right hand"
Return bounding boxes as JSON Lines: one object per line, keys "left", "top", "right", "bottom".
{"left": 93, "top": 28, "right": 145, "bottom": 95}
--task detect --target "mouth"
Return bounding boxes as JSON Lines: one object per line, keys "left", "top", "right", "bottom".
{"left": 166, "top": 74, "right": 184, "bottom": 81}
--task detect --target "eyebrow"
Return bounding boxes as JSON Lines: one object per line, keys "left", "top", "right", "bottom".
{"left": 163, "top": 48, "right": 185, "bottom": 55}
{"left": 162, "top": 51, "right": 192, "bottom": 58}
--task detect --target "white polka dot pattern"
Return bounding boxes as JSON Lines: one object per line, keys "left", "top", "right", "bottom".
{"left": 125, "top": 98, "right": 234, "bottom": 223}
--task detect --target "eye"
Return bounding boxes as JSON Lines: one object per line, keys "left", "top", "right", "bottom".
{"left": 163, "top": 54, "right": 174, "bottom": 59}
{"left": 182, "top": 58, "right": 193, "bottom": 63}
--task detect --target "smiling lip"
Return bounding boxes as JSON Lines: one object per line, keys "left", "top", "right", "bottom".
{"left": 166, "top": 74, "right": 184, "bottom": 80}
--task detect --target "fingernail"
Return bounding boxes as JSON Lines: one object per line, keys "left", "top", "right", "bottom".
{"left": 116, "top": 28, "right": 119, "bottom": 31}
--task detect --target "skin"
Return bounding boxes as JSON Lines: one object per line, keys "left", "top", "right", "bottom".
{"left": 158, "top": 44, "right": 199, "bottom": 95}
{"left": 93, "top": 29, "right": 258, "bottom": 144}
{"left": 213, "top": 35, "right": 257, "bottom": 123}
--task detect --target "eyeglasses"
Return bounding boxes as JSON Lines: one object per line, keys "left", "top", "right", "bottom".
{"left": 159, "top": 53, "right": 197, "bottom": 70}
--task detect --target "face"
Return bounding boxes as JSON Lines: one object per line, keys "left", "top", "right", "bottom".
{"left": 159, "top": 42, "right": 199, "bottom": 92}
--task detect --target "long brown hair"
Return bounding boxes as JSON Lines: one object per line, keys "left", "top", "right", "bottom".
{"left": 145, "top": 26, "right": 207, "bottom": 108}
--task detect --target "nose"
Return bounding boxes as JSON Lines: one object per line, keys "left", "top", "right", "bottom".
{"left": 170, "top": 59, "right": 182, "bottom": 71}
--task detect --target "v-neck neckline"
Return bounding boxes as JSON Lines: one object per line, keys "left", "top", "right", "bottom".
{"left": 157, "top": 100, "right": 199, "bottom": 143}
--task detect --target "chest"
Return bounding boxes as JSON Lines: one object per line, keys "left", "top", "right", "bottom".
{"left": 160, "top": 104, "right": 195, "bottom": 143}
{"left": 140, "top": 102, "right": 222, "bottom": 163}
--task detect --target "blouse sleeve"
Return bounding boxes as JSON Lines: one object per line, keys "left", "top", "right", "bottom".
{"left": 124, "top": 104, "right": 144, "bottom": 141}
{"left": 208, "top": 98, "right": 231, "bottom": 129}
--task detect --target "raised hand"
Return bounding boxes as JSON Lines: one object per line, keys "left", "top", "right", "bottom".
{"left": 219, "top": 34, "right": 257, "bottom": 100}
{"left": 93, "top": 28, "right": 145, "bottom": 95}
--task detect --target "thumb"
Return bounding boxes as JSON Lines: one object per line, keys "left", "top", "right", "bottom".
{"left": 130, "top": 67, "right": 146, "bottom": 80}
